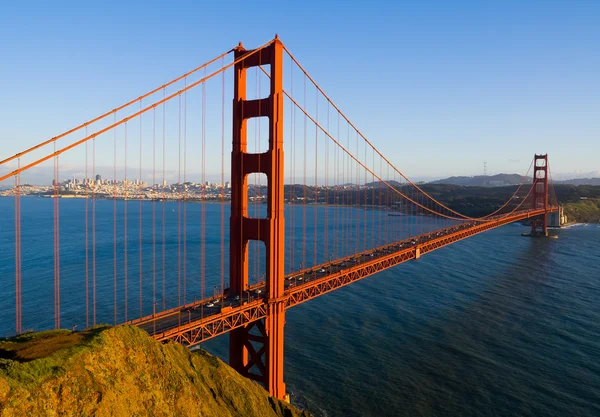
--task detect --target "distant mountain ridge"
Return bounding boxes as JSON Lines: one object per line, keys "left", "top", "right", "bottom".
{"left": 555, "top": 178, "right": 600, "bottom": 186}
{"left": 429, "top": 174, "right": 600, "bottom": 187}
{"left": 429, "top": 174, "right": 530, "bottom": 187}
{"left": 365, "top": 180, "right": 403, "bottom": 188}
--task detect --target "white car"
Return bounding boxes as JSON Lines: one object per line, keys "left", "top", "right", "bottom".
{"left": 206, "top": 302, "right": 215, "bottom": 308}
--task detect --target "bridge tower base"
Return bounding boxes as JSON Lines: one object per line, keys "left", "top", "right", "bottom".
{"left": 229, "top": 38, "right": 287, "bottom": 400}
{"left": 530, "top": 154, "right": 549, "bottom": 237}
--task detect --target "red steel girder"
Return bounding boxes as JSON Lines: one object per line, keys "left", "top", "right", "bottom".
{"left": 152, "top": 300, "right": 268, "bottom": 345}
{"left": 143, "top": 207, "right": 557, "bottom": 347}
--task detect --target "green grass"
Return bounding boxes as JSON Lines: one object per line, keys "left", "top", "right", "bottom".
{"left": 563, "top": 198, "right": 600, "bottom": 223}
{"left": 0, "top": 326, "right": 312, "bottom": 417}
{"left": 0, "top": 327, "right": 108, "bottom": 362}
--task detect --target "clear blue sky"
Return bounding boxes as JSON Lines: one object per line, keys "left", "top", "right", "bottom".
{"left": 1, "top": 0, "right": 598, "bottom": 182}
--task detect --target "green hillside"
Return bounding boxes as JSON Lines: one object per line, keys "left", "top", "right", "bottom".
{"left": 562, "top": 198, "right": 600, "bottom": 223}
{"left": 0, "top": 326, "right": 311, "bottom": 417}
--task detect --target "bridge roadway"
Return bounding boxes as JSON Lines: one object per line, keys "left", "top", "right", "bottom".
{"left": 130, "top": 207, "right": 557, "bottom": 347}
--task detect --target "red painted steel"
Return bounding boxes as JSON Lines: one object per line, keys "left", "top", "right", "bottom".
{"left": 229, "top": 37, "right": 287, "bottom": 400}
{"left": 152, "top": 300, "right": 269, "bottom": 346}
{"left": 531, "top": 154, "right": 549, "bottom": 236}
{"left": 136, "top": 207, "right": 557, "bottom": 346}
{"left": 1, "top": 35, "right": 562, "bottom": 404}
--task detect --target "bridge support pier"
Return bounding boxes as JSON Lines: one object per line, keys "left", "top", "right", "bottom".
{"left": 530, "top": 154, "right": 549, "bottom": 237}
{"left": 229, "top": 38, "right": 287, "bottom": 400}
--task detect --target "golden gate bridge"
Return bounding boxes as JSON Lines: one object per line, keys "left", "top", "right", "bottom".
{"left": 0, "top": 36, "right": 558, "bottom": 401}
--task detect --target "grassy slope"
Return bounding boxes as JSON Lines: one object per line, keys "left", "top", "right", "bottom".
{"left": 420, "top": 184, "right": 600, "bottom": 222}
{"left": 0, "top": 326, "right": 311, "bottom": 417}
{"left": 562, "top": 198, "right": 600, "bottom": 223}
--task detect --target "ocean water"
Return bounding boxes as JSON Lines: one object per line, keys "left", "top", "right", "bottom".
{"left": 206, "top": 221, "right": 600, "bottom": 416}
{"left": 1, "top": 197, "right": 599, "bottom": 416}
{"left": 0, "top": 197, "right": 446, "bottom": 330}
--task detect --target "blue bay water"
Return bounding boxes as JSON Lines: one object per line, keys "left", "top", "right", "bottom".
{"left": 206, "top": 216, "right": 600, "bottom": 416}
{"left": 279, "top": 223, "right": 600, "bottom": 417}
{"left": 0, "top": 196, "right": 442, "bottom": 330}
{"left": 1, "top": 197, "right": 599, "bottom": 416}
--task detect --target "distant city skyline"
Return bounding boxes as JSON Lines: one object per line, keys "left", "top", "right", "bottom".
{"left": 1, "top": 1, "right": 598, "bottom": 182}
{"left": 2, "top": 166, "right": 599, "bottom": 188}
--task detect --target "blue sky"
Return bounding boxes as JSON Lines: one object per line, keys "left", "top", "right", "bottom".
{"left": 1, "top": 0, "right": 599, "bottom": 182}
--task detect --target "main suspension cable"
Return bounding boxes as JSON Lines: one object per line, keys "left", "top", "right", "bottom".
{"left": 0, "top": 39, "right": 275, "bottom": 182}
{"left": 281, "top": 46, "right": 529, "bottom": 221}
{"left": 0, "top": 49, "right": 233, "bottom": 168}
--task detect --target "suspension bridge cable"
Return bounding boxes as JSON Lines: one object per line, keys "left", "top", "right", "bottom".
{"left": 113, "top": 114, "right": 117, "bottom": 325}
{"left": 139, "top": 100, "right": 144, "bottom": 319}
{"left": 162, "top": 90, "right": 166, "bottom": 311}
{"left": 547, "top": 160, "right": 559, "bottom": 207}
{"left": 281, "top": 84, "right": 488, "bottom": 222}
{"left": 0, "top": 40, "right": 275, "bottom": 183}
{"left": 479, "top": 157, "right": 535, "bottom": 218}
{"left": 85, "top": 131, "right": 89, "bottom": 329}
{"left": 280, "top": 45, "right": 529, "bottom": 221}
{"left": 92, "top": 133, "right": 97, "bottom": 327}
{"left": 257, "top": 63, "right": 509, "bottom": 222}
{"left": 152, "top": 106, "right": 157, "bottom": 334}
{"left": 0, "top": 50, "right": 233, "bottom": 168}
{"left": 291, "top": 87, "right": 540, "bottom": 223}
{"left": 124, "top": 122, "right": 129, "bottom": 323}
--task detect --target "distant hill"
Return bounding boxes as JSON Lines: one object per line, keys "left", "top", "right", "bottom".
{"left": 555, "top": 178, "right": 600, "bottom": 186}
{"left": 365, "top": 180, "right": 403, "bottom": 188}
{"left": 429, "top": 174, "right": 530, "bottom": 187}
{"left": 429, "top": 173, "right": 600, "bottom": 187}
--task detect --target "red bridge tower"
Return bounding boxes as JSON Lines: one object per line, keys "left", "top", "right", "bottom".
{"left": 229, "top": 37, "right": 287, "bottom": 401}
{"left": 531, "top": 154, "right": 549, "bottom": 236}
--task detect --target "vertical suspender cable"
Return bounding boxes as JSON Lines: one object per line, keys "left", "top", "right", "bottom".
{"left": 177, "top": 94, "right": 181, "bottom": 309}
{"left": 183, "top": 82, "right": 188, "bottom": 306}
{"left": 92, "top": 133, "right": 97, "bottom": 327}
{"left": 139, "top": 100, "right": 144, "bottom": 318}
{"left": 324, "top": 101, "right": 329, "bottom": 264}
{"left": 124, "top": 122, "right": 128, "bottom": 323}
{"left": 355, "top": 131, "right": 359, "bottom": 255}
{"left": 220, "top": 59, "right": 226, "bottom": 305}
{"left": 85, "top": 134, "right": 89, "bottom": 329}
{"left": 370, "top": 147, "right": 374, "bottom": 249}
{"left": 363, "top": 140, "right": 367, "bottom": 252}
{"left": 385, "top": 160, "right": 389, "bottom": 244}
{"left": 334, "top": 111, "right": 339, "bottom": 260}
{"left": 162, "top": 89, "right": 166, "bottom": 310}
{"left": 313, "top": 91, "right": 318, "bottom": 266}
{"left": 288, "top": 61, "right": 294, "bottom": 273}
{"left": 53, "top": 143, "right": 61, "bottom": 329}
{"left": 113, "top": 114, "right": 117, "bottom": 325}
{"left": 14, "top": 160, "right": 22, "bottom": 334}
{"left": 201, "top": 70, "right": 206, "bottom": 314}
{"left": 302, "top": 74, "right": 307, "bottom": 271}
{"left": 152, "top": 107, "right": 156, "bottom": 333}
